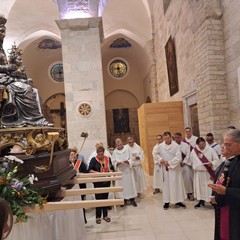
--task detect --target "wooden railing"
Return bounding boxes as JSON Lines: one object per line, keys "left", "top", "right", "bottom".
{"left": 24, "top": 172, "right": 123, "bottom": 213}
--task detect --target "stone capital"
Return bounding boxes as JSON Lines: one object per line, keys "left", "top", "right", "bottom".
{"left": 56, "top": 17, "right": 102, "bottom": 31}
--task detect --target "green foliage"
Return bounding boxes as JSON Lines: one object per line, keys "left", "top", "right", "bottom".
{"left": 0, "top": 155, "right": 47, "bottom": 223}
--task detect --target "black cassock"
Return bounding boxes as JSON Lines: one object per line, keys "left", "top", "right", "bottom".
{"left": 214, "top": 155, "right": 240, "bottom": 240}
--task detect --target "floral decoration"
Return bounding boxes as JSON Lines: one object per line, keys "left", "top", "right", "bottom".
{"left": 0, "top": 155, "right": 47, "bottom": 223}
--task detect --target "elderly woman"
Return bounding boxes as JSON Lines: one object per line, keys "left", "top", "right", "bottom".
{"left": 88, "top": 146, "right": 114, "bottom": 224}
{"left": 0, "top": 198, "right": 13, "bottom": 240}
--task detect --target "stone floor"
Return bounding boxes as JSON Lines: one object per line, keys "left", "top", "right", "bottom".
{"left": 85, "top": 175, "right": 215, "bottom": 240}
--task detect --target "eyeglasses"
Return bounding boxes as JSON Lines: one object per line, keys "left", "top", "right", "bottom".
{"left": 222, "top": 142, "right": 234, "bottom": 148}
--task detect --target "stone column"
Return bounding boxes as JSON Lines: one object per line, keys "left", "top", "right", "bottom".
{"left": 144, "top": 16, "right": 158, "bottom": 103}
{"left": 190, "top": 0, "right": 230, "bottom": 140}
{"left": 56, "top": 17, "right": 107, "bottom": 157}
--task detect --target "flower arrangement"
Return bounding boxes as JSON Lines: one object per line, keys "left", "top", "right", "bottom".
{"left": 0, "top": 155, "right": 47, "bottom": 223}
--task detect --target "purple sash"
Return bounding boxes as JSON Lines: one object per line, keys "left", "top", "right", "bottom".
{"left": 183, "top": 138, "right": 194, "bottom": 151}
{"left": 194, "top": 147, "right": 215, "bottom": 180}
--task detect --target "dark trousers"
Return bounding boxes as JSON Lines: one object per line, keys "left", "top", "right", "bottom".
{"left": 95, "top": 193, "right": 109, "bottom": 218}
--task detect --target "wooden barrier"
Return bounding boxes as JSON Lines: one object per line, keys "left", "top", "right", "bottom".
{"left": 67, "top": 176, "right": 121, "bottom": 184}
{"left": 24, "top": 172, "right": 123, "bottom": 212}
{"left": 55, "top": 187, "right": 123, "bottom": 197}
{"left": 24, "top": 199, "right": 124, "bottom": 213}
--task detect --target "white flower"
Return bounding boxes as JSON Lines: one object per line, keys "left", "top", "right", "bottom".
{"left": 4, "top": 155, "right": 24, "bottom": 164}
{"left": 28, "top": 174, "right": 38, "bottom": 184}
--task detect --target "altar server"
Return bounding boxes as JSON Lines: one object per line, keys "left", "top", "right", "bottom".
{"left": 126, "top": 136, "right": 147, "bottom": 198}
{"left": 112, "top": 138, "right": 137, "bottom": 207}
{"left": 174, "top": 132, "right": 194, "bottom": 200}
{"left": 152, "top": 134, "right": 163, "bottom": 194}
{"left": 158, "top": 132, "right": 187, "bottom": 210}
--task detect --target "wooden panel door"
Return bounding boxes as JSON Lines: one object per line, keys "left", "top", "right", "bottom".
{"left": 138, "top": 101, "right": 184, "bottom": 175}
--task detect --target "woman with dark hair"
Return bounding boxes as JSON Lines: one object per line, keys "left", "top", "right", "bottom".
{"left": 0, "top": 198, "right": 13, "bottom": 240}
{"left": 190, "top": 137, "right": 221, "bottom": 208}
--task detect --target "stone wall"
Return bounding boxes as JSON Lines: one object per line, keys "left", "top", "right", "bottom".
{"left": 222, "top": 0, "right": 240, "bottom": 128}
{"left": 153, "top": 0, "right": 231, "bottom": 140}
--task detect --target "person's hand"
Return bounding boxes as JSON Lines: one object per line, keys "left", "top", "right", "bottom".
{"left": 210, "top": 196, "right": 217, "bottom": 205}
{"left": 206, "top": 162, "right": 213, "bottom": 167}
{"left": 164, "top": 161, "right": 169, "bottom": 167}
{"left": 160, "top": 160, "right": 165, "bottom": 166}
{"left": 116, "top": 162, "right": 122, "bottom": 167}
{"left": 180, "top": 162, "right": 185, "bottom": 167}
{"left": 208, "top": 184, "right": 226, "bottom": 195}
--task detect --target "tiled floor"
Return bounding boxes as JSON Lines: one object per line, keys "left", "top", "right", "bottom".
{"left": 85, "top": 175, "right": 215, "bottom": 240}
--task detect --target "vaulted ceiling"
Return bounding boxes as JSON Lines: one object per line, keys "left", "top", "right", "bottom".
{"left": 1, "top": 0, "right": 153, "bottom": 51}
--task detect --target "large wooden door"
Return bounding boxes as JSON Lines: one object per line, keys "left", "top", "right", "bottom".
{"left": 138, "top": 102, "right": 184, "bottom": 175}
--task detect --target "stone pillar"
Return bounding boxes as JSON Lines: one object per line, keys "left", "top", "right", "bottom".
{"left": 145, "top": 39, "right": 158, "bottom": 102}
{"left": 144, "top": 16, "right": 158, "bottom": 103}
{"left": 56, "top": 17, "right": 107, "bottom": 157}
{"left": 191, "top": 0, "right": 230, "bottom": 140}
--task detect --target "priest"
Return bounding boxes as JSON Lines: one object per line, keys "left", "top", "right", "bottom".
{"left": 158, "top": 132, "right": 187, "bottom": 210}
{"left": 112, "top": 138, "right": 137, "bottom": 207}
{"left": 190, "top": 137, "right": 221, "bottom": 208}
{"left": 183, "top": 127, "right": 198, "bottom": 151}
{"left": 174, "top": 132, "right": 193, "bottom": 200}
{"left": 125, "top": 136, "right": 146, "bottom": 198}
{"left": 209, "top": 129, "right": 240, "bottom": 240}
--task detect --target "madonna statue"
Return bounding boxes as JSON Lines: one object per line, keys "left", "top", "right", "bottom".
{"left": 0, "top": 15, "right": 53, "bottom": 128}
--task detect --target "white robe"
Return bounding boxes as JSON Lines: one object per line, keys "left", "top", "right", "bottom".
{"left": 184, "top": 135, "right": 198, "bottom": 149}
{"left": 152, "top": 143, "right": 163, "bottom": 190}
{"left": 190, "top": 145, "right": 222, "bottom": 202}
{"left": 112, "top": 146, "right": 137, "bottom": 199}
{"left": 209, "top": 141, "right": 221, "bottom": 157}
{"left": 125, "top": 143, "right": 147, "bottom": 194}
{"left": 180, "top": 141, "right": 193, "bottom": 194}
{"left": 158, "top": 141, "right": 187, "bottom": 204}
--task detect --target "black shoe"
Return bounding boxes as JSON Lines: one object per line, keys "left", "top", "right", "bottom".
{"left": 131, "top": 200, "right": 137, "bottom": 207}
{"left": 175, "top": 202, "right": 186, "bottom": 208}
{"left": 153, "top": 189, "right": 160, "bottom": 194}
{"left": 163, "top": 203, "right": 169, "bottom": 210}
{"left": 194, "top": 200, "right": 205, "bottom": 209}
{"left": 120, "top": 199, "right": 127, "bottom": 207}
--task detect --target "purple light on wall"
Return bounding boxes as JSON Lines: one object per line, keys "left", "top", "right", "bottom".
{"left": 98, "top": 0, "right": 108, "bottom": 16}
{"left": 56, "top": 0, "right": 100, "bottom": 19}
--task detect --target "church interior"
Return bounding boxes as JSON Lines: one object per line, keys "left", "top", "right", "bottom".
{"left": 1, "top": 0, "right": 240, "bottom": 239}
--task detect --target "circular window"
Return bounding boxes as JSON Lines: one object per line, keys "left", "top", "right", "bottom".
{"left": 109, "top": 59, "right": 128, "bottom": 78}
{"left": 50, "top": 63, "right": 64, "bottom": 82}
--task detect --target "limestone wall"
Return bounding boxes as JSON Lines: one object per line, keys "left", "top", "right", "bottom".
{"left": 222, "top": 0, "right": 240, "bottom": 128}
{"left": 153, "top": 0, "right": 231, "bottom": 139}
{"left": 153, "top": 0, "right": 196, "bottom": 102}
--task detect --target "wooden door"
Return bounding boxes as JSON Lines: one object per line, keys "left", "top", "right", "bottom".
{"left": 138, "top": 101, "right": 184, "bottom": 175}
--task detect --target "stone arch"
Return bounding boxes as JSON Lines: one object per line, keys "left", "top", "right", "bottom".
{"left": 18, "top": 30, "right": 61, "bottom": 51}
{"left": 105, "top": 89, "right": 140, "bottom": 110}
